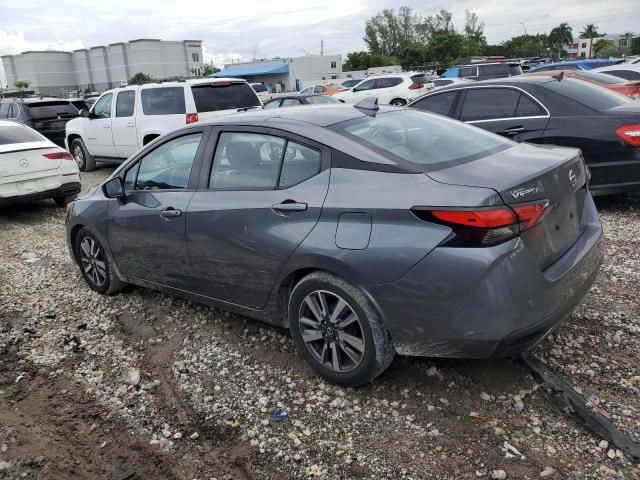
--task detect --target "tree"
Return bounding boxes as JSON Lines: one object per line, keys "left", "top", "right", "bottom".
{"left": 593, "top": 39, "right": 616, "bottom": 57}
{"left": 129, "top": 72, "right": 152, "bottom": 85}
{"left": 549, "top": 23, "right": 573, "bottom": 60}
{"left": 632, "top": 37, "right": 640, "bottom": 56}
{"left": 462, "top": 10, "right": 487, "bottom": 56}
{"left": 496, "top": 34, "right": 550, "bottom": 58}
{"left": 579, "top": 24, "right": 603, "bottom": 58}
{"left": 202, "top": 64, "right": 220, "bottom": 76}
{"left": 15, "top": 80, "right": 30, "bottom": 90}
{"left": 343, "top": 51, "right": 397, "bottom": 71}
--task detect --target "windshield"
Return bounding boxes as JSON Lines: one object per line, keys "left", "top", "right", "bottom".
{"left": 191, "top": 82, "right": 261, "bottom": 112}
{"left": 331, "top": 110, "right": 512, "bottom": 171}
{"left": 542, "top": 77, "right": 633, "bottom": 111}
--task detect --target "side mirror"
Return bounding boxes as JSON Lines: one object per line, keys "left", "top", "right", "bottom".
{"left": 103, "top": 177, "right": 124, "bottom": 199}
{"left": 80, "top": 108, "right": 91, "bottom": 118}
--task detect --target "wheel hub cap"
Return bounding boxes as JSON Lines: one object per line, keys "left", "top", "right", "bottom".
{"left": 79, "top": 237, "right": 107, "bottom": 287}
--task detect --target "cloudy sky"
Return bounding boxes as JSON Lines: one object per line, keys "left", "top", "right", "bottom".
{"left": 1, "top": 0, "right": 639, "bottom": 85}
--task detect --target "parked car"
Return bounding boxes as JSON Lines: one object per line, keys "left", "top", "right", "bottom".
{"left": 66, "top": 102, "right": 603, "bottom": 386}
{"left": 432, "top": 78, "right": 475, "bottom": 90}
{"left": 264, "top": 94, "right": 342, "bottom": 108}
{"left": 65, "top": 78, "right": 262, "bottom": 171}
{"left": 333, "top": 74, "right": 434, "bottom": 106}
{"left": 527, "top": 69, "right": 640, "bottom": 98}
{"left": 250, "top": 82, "right": 268, "bottom": 93}
{"left": 0, "top": 121, "right": 80, "bottom": 206}
{"left": 441, "top": 62, "right": 523, "bottom": 81}
{"left": 298, "top": 84, "right": 348, "bottom": 96}
{"left": 592, "top": 64, "right": 640, "bottom": 81}
{"left": 0, "top": 97, "right": 80, "bottom": 147}
{"left": 527, "top": 59, "right": 623, "bottom": 73}
{"left": 408, "top": 76, "right": 640, "bottom": 195}
{"left": 340, "top": 79, "right": 362, "bottom": 88}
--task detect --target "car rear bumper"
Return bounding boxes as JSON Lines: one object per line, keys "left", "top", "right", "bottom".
{"left": 0, "top": 176, "right": 81, "bottom": 204}
{"left": 588, "top": 156, "right": 640, "bottom": 195}
{"left": 361, "top": 195, "right": 604, "bottom": 358}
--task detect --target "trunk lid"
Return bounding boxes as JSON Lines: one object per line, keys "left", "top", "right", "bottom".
{"left": 25, "top": 101, "right": 78, "bottom": 134}
{"left": 427, "top": 143, "right": 588, "bottom": 269}
{"left": 0, "top": 145, "right": 63, "bottom": 179}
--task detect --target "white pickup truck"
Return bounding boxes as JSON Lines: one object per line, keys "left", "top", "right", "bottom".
{"left": 65, "top": 78, "right": 262, "bottom": 171}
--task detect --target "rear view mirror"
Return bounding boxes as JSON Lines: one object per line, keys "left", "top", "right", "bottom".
{"left": 103, "top": 177, "right": 124, "bottom": 198}
{"left": 80, "top": 108, "right": 91, "bottom": 118}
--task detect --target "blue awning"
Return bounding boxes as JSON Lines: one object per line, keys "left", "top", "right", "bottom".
{"left": 210, "top": 63, "right": 289, "bottom": 77}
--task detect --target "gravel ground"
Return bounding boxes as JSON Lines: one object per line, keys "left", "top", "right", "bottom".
{"left": 0, "top": 165, "right": 639, "bottom": 480}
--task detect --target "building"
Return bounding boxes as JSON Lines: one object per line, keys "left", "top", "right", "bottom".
{"left": 1, "top": 39, "right": 203, "bottom": 96}
{"left": 567, "top": 34, "right": 637, "bottom": 59}
{"left": 211, "top": 55, "right": 342, "bottom": 92}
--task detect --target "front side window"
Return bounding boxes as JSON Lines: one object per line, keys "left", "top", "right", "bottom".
{"left": 299, "top": 87, "right": 313, "bottom": 95}
{"left": 460, "top": 67, "right": 477, "bottom": 78}
{"left": 313, "top": 86, "right": 325, "bottom": 94}
{"left": 141, "top": 87, "right": 186, "bottom": 115}
{"left": 134, "top": 133, "right": 202, "bottom": 190}
{"left": 264, "top": 99, "right": 281, "bottom": 109}
{"left": 411, "top": 91, "right": 458, "bottom": 117}
{"left": 354, "top": 79, "right": 374, "bottom": 91}
{"left": 116, "top": 90, "right": 136, "bottom": 117}
{"left": 306, "top": 95, "right": 339, "bottom": 105}
{"left": 281, "top": 98, "right": 302, "bottom": 107}
{"left": 93, "top": 93, "right": 113, "bottom": 119}
{"left": 460, "top": 88, "right": 520, "bottom": 121}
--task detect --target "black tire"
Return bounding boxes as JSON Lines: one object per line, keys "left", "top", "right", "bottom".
{"left": 53, "top": 195, "right": 76, "bottom": 208}
{"left": 70, "top": 138, "right": 96, "bottom": 172}
{"left": 390, "top": 98, "right": 407, "bottom": 107}
{"left": 288, "top": 272, "right": 395, "bottom": 386}
{"left": 74, "top": 227, "right": 126, "bottom": 295}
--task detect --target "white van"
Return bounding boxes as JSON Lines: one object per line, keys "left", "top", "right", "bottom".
{"left": 65, "top": 78, "right": 262, "bottom": 171}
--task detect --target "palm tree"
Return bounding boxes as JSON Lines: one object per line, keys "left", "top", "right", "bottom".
{"left": 14, "top": 80, "right": 31, "bottom": 97}
{"left": 593, "top": 39, "right": 615, "bottom": 57}
{"left": 579, "top": 24, "right": 603, "bottom": 58}
{"left": 549, "top": 23, "right": 573, "bottom": 60}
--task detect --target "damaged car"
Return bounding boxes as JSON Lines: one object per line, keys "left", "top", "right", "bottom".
{"left": 65, "top": 101, "right": 604, "bottom": 386}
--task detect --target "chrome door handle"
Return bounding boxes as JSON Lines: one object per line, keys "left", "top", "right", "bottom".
{"left": 159, "top": 207, "right": 182, "bottom": 220}
{"left": 126, "top": 122, "right": 134, "bottom": 127}
{"left": 272, "top": 201, "right": 308, "bottom": 213}
{"left": 103, "top": 123, "right": 111, "bottom": 128}
{"left": 501, "top": 126, "right": 525, "bottom": 135}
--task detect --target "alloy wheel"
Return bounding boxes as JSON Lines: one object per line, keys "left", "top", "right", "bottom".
{"left": 73, "top": 145, "right": 85, "bottom": 169}
{"left": 298, "top": 290, "right": 365, "bottom": 373}
{"left": 79, "top": 237, "right": 107, "bottom": 287}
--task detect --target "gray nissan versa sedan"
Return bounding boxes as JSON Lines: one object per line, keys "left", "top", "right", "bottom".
{"left": 65, "top": 101, "right": 604, "bottom": 386}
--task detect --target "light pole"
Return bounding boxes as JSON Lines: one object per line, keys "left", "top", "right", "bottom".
{"left": 520, "top": 22, "right": 528, "bottom": 36}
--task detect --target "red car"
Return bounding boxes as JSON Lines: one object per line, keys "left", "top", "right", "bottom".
{"left": 527, "top": 69, "right": 640, "bottom": 98}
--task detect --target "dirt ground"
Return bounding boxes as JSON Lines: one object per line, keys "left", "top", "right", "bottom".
{"left": 0, "top": 165, "right": 639, "bottom": 480}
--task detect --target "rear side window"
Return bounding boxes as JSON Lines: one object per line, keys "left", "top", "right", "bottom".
{"left": 603, "top": 69, "right": 640, "bottom": 81}
{"left": 25, "top": 101, "right": 78, "bottom": 118}
{"left": 542, "top": 78, "right": 633, "bottom": 111}
{"left": 0, "top": 103, "right": 10, "bottom": 118}
{"left": 0, "top": 125, "right": 44, "bottom": 145}
{"left": 509, "top": 65, "right": 523, "bottom": 76}
{"left": 478, "top": 64, "right": 509, "bottom": 76}
{"left": 332, "top": 110, "right": 511, "bottom": 170}
{"left": 433, "top": 79, "right": 452, "bottom": 87}
{"left": 141, "top": 87, "right": 186, "bottom": 115}
{"left": 411, "top": 91, "right": 458, "bottom": 117}
{"left": 190, "top": 83, "right": 260, "bottom": 113}
{"left": 282, "top": 98, "right": 302, "bottom": 107}
{"left": 279, "top": 142, "right": 321, "bottom": 188}
{"left": 116, "top": 90, "right": 136, "bottom": 117}
{"left": 381, "top": 77, "right": 403, "bottom": 87}
{"left": 516, "top": 95, "right": 546, "bottom": 117}
{"left": 460, "top": 67, "right": 477, "bottom": 78}
{"left": 461, "top": 88, "right": 520, "bottom": 121}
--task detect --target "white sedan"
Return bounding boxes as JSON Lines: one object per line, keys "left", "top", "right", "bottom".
{"left": 0, "top": 120, "right": 80, "bottom": 207}
{"left": 333, "top": 73, "right": 434, "bottom": 106}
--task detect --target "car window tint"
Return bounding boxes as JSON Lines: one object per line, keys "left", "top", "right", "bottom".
{"left": 279, "top": 142, "right": 321, "bottom": 188}
{"left": 604, "top": 70, "right": 640, "bottom": 81}
{"left": 93, "top": 94, "right": 113, "bottom": 119}
{"left": 263, "top": 100, "right": 281, "bottom": 109}
{"left": 461, "top": 88, "right": 520, "bottom": 121}
{"left": 333, "top": 110, "right": 511, "bottom": 170}
{"left": 191, "top": 83, "right": 260, "bottom": 112}
{"left": 516, "top": 94, "right": 546, "bottom": 117}
{"left": 135, "top": 133, "right": 202, "bottom": 190}
{"left": 116, "top": 90, "right": 135, "bottom": 117}
{"left": 0, "top": 103, "right": 10, "bottom": 118}
{"left": 0, "top": 125, "right": 44, "bottom": 145}
{"left": 141, "top": 87, "right": 186, "bottom": 115}
{"left": 210, "top": 132, "right": 285, "bottom": 189}
{"left": 281, "top": 98, "right": 302, "bottom": 107}
{"left": 411, "top": 91, "right": 458, "bottom": 117}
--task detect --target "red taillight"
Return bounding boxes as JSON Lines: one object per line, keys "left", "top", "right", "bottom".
{"left": 43, "top": 151, "right": 74, "bottom": 160}
{"left": 186, "top": 113, "right": 199, "bottom": 124}
{"left": 408, "top": 82, "right": 422, "bottom": 90}
{"left": 615, "top": 124, "right": 640, "bottom": 147}
{"left": 415, "top": 201, "right": 549, "bottom": 247}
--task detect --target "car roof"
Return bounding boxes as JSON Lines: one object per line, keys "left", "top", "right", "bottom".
{"left": 201, "top": 103, "right": 399, "bottom": 128}
{"left": 4, "top": 97, "right": 69, "bottom": 103}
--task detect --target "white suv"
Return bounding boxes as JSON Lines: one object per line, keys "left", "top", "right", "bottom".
{"left": 333, "top": 73, "right": 434, "bottom": 106}
{"left": 65, "top": 78, "right": 262, "bottom": 171}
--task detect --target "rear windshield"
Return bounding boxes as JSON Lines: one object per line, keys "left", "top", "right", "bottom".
{"left": 0, "top": 126, "right": 44, "bottom": 145}
{"left": 342, "top": 79, "right": 360, "bottom": 87}
{"left": 191, "top": 82, "right": 261, "bottom": 112}
{"left": 410, "top": 74, "right": 433, "bottom": 84}
{"left": 25, "top": 101, "right": 78, "bottom": 118}
{"left": 574, "top": 70, "right": 626, "bottom": 84}
{"left": 331, "top": 110, "right": 512, "bottom": 171}
{"left": 141, "top": 87, "right": 186, "bottom": 115}
{"left": 542, "top": 78, "right": 633, "bottom": 111}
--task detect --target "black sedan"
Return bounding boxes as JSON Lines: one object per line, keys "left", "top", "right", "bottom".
{"left": 408, "top": 76, "right": 640, "bottom": 195}
{"left": 264, "top": 94, "right": 342, "bottom": 109}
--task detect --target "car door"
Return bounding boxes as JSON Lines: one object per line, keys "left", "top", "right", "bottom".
{"left": 106, "top": 128, "right": 209, "bottom": 288}
{"left": 348, "top": 79, "right": 376, "bottom": 101}
{"left": 456, "top": 87, "right": 550, "bottom": 142}
{"left": 112, "top": 89, "right": 139, "bottom": 158}
{"left": 409, "top": 90, "right": 462, "bottom": 118}
{"left": 85, "top": 92, "right": 117, "bottom": 157}
{"left": 186, "top": 127, "right": 330, "bottom": 309}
